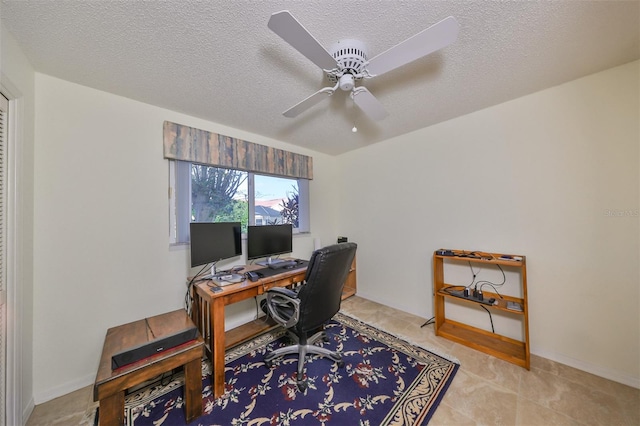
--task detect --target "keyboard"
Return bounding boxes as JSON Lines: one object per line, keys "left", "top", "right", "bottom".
{"left": 267, "top": 260, "right": 299, "bottom": 269}
{"left": 268, "top": 260, "right": 298, "bottom": 269}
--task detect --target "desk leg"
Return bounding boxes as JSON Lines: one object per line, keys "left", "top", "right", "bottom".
{"left": 99, "top": 392, "right": 124, "bottom": 426}
{"left": 184, "top": 357, "right": 203, "bottom": 422}
{"left": 211, "top": 297, "right": 226, "bottom": 398}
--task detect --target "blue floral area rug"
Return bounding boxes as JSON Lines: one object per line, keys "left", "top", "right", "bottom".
{"left": 99, "top": 312, "right": 459, "bottom": 425}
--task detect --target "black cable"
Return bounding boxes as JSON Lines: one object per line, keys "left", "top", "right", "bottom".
{"left": 497, "top": 264, "right": 505, "bottom": 277}
{"left": 192, "top": 263, "right": 211, "bottom": 280}
{"left": 194, "top": 262, "right": 214, "bottom": 279}
{"left": 479, "top": 283, "right": 505, "bottom": 299}
{"left": 468, "top": 261, "right": 478, "bottom": 286}
{"left": 420, "top": 316, "right": 435, "bottom": 327}
{"left": 184, "top": 291, "right": 190, "bottom": 314}
{"left": 479, "top": 264, "right": 506, "bottom": 287}
{"left": 160, "top": 370, "right": 175, "bottom": 386}
{"left": 442, "top": 285, "right": 466, "bottom": 295}
{"left": 185, "top": 263, "right": 211, "bottom": 313}
{"left": 476, "top": 264, "right": 507, "bottom": 298}
{"left": 480, "top": 304, "right": 495, "bottom": 333}
{"left": 254, "top": 297, "right": 260, "bottom": 320}
{"left": 459, "top": 261, "right": 480, "bottom": 295}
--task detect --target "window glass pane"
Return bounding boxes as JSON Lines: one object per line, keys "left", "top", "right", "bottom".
{"left": 254, "top": 175, "right": 299, "bottom": 227}
{"left": 169, "top": 161, "right": 309, "bottom": 245}
{"left": 191, "top": 164, "right": 248, "bottom": 232}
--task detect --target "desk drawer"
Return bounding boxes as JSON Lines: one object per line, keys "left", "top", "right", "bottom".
{"left": 262, "top": 273, "right": 305, "bottom": 290}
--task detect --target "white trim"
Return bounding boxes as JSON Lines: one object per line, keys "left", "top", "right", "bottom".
{"left": 22, "top": 399, "right": 34, "bottom": 426}
{"left": 296, "top": 178, "right": 310, "bottom": 233}
{"left": 0, "top": 89, "right": 7, "bottom": 426}
{"left": 357, "top": 289, "right": 640, "bottom": 389}
{"left": 530, "top": 347, "right": 640, "bottom": 389}
{"left": 248, "top": 173, "right": 255, "bottom": 226}
{"left": 168, "top": 161, "right": 177, "bottom": 244}
{"left": 33, "top": 373, "right": 95, "bottom": 405}
{"left": 358, "top": 289, "right": 640, "bottom": 389}
{"left": 1, "top": 76, "right": 25, "bottom": 425}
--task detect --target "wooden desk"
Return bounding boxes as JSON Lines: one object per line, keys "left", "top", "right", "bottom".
{"left": 190, "top": 263, "right": 308, "bottom": 398}
{"left": 190, "top": 258, "right": 357, "bottom": 399}
{"left": 94, "top": 310, "right": 204, "bottom": 425}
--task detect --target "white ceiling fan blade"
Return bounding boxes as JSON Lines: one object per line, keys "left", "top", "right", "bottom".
{"left": 366, "top": 16, "right": 459, "bottom": 77}
{"left": 352, "top": 87, "right": 389, "bottom": 121}
{"left": 283, "top": 86, "right": 336, "bottom": 118}
{"left": 268, "top": 10, "right": 338, "bottom": 70}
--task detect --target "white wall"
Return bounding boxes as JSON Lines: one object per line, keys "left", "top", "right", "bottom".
{"left": 337, "top": 61, "right": 639, "bottom": 387}
{"left": 32, "top": 73, "right": 340, "bottom": 403}
{"left": 21, "top": 52, "right": 640, "bottom": 406}
{"left": 1, "top": 25, "right": 36, "bottom": 424}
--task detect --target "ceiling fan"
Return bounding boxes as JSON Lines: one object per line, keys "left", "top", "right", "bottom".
{"left": 267, "top": 10, "right": 459, "bottom": 122}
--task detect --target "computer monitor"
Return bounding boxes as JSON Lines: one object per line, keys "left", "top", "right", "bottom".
{"left": 190, "top": 222, "right": 242, "bottom": 268}
{"left": 247, "top": 224, "right": 293, "bottom": 266}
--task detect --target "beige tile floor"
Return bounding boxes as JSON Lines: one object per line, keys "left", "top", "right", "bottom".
{"left": 27, "top": 296, "right": 639, "bottom": 425}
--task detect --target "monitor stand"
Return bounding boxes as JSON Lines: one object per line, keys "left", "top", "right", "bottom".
{"left": 201, "top": 264, "right": 243, "bottom": 283}
{"left": 256, "top": 257, "right": 285, "bottom": 267}
{"left": 200, "top": 264, "right": 221, "bottom": 280}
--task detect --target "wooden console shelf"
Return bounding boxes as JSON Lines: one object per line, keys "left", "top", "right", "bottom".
{"left": 342, "top": 256, "right": 357, "bottom": 299}
{"left": 433, "top": 249, "right": 530, "bottom": 369}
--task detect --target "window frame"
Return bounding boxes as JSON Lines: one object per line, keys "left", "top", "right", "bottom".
{"left": 169, "top": 160, "right": 310, "bottom": 245}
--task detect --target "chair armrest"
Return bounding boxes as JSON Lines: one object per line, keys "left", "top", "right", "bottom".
{"left": 267, "top": 287, "right": 299, "bottom": 298}
{"left": 266, "top": 288, "right": 301, "bottom": 328}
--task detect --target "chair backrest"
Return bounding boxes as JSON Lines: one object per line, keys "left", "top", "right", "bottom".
{"left": 295, "top": 242, "right": 357, "bottom": 333}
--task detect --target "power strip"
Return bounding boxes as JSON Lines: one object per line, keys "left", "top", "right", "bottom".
{"left": 448, "top": 290, "right": 497, "bottom": 306}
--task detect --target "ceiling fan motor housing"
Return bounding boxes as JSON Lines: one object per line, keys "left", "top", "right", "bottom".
{"left": 327, "top": 39, "right": 368, "bottom": 87}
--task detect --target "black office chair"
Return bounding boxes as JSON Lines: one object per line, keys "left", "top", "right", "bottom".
{"left": 261, "top": 242, "right": 357, "bottom": 391}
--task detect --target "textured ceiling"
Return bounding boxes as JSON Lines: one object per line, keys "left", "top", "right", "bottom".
{"left": 1, "top": 0, "right": 638, "bottom": 155}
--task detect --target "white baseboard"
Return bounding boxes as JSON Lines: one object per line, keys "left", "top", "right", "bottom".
{"left": 22, "top": 396, "right": 34, "bottom": 426}
{"left": 531, "top": 348, "right": 640, "bottom": 389}
{"left": 354, "top": 292, "right": 639, "bottom": 389}
{"left": 354, "top": 290, "right": 429, "bottom": 320}
{"left": 33, "top": 373, "right": 95, "bottom": 405}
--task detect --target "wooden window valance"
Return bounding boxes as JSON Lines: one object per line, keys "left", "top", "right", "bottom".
{"left": 163, "top": 121, "right": 313, "bottom": 179}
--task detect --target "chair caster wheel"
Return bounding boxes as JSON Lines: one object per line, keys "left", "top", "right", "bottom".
{"left": 265, "top": 360, "right": 273, "bottom": 368}
{"left": 297, "top": 381, "right": 308, "bottom": 392}
{"left": 337, "top": 360, "right": 345, "bottom": 368}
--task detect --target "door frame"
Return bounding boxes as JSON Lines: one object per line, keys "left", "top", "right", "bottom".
{"left": 2, "top": 82, "right": 24, "bottom": 426}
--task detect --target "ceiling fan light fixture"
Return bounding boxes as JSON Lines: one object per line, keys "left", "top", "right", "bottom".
{"left": 339, "top": 74, "right": 355, "bottom": 91}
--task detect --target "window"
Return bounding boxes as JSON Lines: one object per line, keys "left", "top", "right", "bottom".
{"left": 169, "top": 161, "right": 310, "bottom": 244}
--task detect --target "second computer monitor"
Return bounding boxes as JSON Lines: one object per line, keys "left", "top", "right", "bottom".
{"left": 247, "top": 223, "right": 293, "bottom": 266}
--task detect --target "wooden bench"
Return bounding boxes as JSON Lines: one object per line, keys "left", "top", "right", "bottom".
{"left": 94, "top": 309, "right": 204, "bottom": 425}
